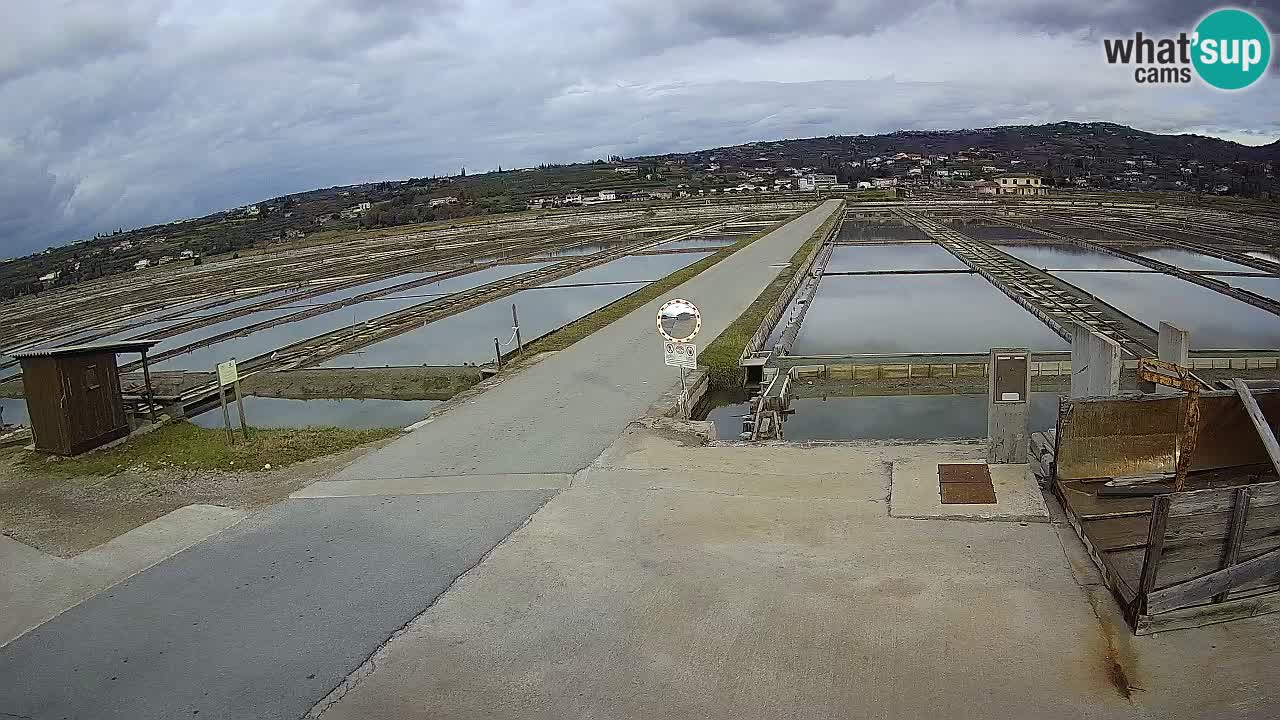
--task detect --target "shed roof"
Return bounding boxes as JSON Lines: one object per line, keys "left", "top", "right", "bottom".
{"left": 12, "top": 339, "right": 161, "bottom": 359}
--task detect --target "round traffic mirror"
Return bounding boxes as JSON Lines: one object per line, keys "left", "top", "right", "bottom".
{"left": 657, "top": 298, "right": 701, "bottom": 343}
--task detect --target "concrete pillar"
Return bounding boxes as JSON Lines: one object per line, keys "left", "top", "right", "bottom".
{"left": 1158, "top": 321, "right": 1190, "bottom": 366}
{"left": 1071, "top": 325, "right": 1122, "bottom": 399}
{"left": 988, "top": 348, "right": 1031, "bottom": 464}
{"left": 1152, "top": 321, "right": 1191, "bottom": 395}
{"left": 1070, "top": 325, "right": 1092, "bottom": 399}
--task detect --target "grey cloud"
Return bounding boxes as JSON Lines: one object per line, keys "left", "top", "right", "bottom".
{"left": 0, "top": 0, "right": 1276, "bottom": 258}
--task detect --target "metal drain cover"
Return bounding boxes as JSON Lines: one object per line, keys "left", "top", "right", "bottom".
{"left": 938, "top": 463, "right": 992, "bottom": 484}
{"left": 938, "top": 463, "right": 997, "bottom": 505}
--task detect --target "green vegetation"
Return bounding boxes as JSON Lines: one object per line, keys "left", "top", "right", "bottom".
{"left": 699, "top": 206, "right": 843, "bottom": 388}
{"left": 21, "top": 422, "right": 397, "bottom": 477}
{"left": 515, "top": 215, "right": 800, "bottom": 357}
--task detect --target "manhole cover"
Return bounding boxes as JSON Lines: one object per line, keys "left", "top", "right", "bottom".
{"left": 940, "top": 482, "right": 998, "bottom": 504}
{"left": 938, "top": 464, "right": 992, "bottom": 484}
{"left": 938, "top": 463, "right": 997, "bottom": 505}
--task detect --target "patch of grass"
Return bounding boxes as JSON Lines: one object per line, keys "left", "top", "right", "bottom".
{"left": 515, "top": 212, "right": 804, "bottom": 356}
{"left": 21, "top": 422, "right": 397, "bottom": 477}
{"left": 698, "top": 204, "right": 843, "bottom": 388}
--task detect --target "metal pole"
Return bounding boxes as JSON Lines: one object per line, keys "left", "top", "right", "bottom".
{"left": 494, "top": 337, "right": 502, "bottom": 368}
{"left": 512, "top": 303, "right": 522, "bottom": 355}
{"left": 217, "top": 367, "right": 233, "bottom": 445}
{"left": 140, "top": 349, "right": 157, "bottom": 424}
{"left": 679, "top": 366, "right": 688, "bottom": 419}
{"left": 233, "top": 373, "right": 249, "bottom": 442}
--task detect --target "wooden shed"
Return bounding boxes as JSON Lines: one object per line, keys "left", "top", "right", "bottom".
{"left": 12, "top": 340, "right": 159, "bottom": 456}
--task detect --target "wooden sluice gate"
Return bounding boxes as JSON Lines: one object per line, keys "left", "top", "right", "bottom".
{"left": 1045, "top": 384, "right": 1280, "bottom": 634}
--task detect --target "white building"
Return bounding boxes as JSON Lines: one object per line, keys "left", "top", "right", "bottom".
{"left": 798, "top": 173, "right": 837, "bottom": 191}
{"left": 134, "top": 259, "right": 151, "bottom": 270}
{"left": 996, "top": 174, "right": 1048, "bottom": 196}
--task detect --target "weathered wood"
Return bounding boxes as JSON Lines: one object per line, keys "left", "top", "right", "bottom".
{"left": 1135, "top": 587, "right": 1280, "bottom": 635}
{"left": 1167, "top": 479, "right": 1280, "bottom": 516}
{"left": 1107, "top": 531, "right": 1280, "bottom": 592}
{"left": 1215, "top": 487, "right": 1251, "bottom": 602}
{"left": 1136, "top": 495, "right": 1171, "bottom": 614}
{"left": 1146, "top": 545, "right": 1280, "bottom": 614}
{"left": 1232, "top": 378, "right": 1280, "bottom": 478}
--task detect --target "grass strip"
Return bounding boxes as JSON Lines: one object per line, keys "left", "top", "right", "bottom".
{"left": 514, "top": 211, "right": 807, "bottom": 356}
{"left": 698, "top": 204, "right": 843, "bottom": 388}
{"left": 21, "top": 422, "right": 398, "bottom": 477}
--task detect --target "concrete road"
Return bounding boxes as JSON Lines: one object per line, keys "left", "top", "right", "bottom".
{"left": 326, "top": 200, "right": 841, "bottom": 483}
{"left": 318, "top": 429, "right": 1280, "bottom": 720}
{"left": 0, "top": 201, "right": 839, "bottom": 720}
{"left": 0, "top": 491, "right": 556, "bottom": 720}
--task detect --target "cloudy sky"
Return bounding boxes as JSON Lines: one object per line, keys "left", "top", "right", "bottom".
{"left": 2, "top": 0, "right": 1277, "bottom": 258}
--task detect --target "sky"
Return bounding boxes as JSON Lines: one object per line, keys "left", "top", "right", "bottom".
{"left": 2, "top": 0, "right": 1278, "bottom": 258}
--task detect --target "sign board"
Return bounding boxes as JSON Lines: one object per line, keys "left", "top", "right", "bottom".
{"left": 657, "top": 298, "right": 701, "bottom": 343}
{"left": 664, "top": 341, "right": 697, "bottom": 369}
{"left": 992, "top": 351, "right": 1028, "bottom": 403}
{"left": 216, "top": 359, "right": 239, "bottom": 387}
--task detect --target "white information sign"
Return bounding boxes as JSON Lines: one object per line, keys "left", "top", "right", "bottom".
{"left": 216, "top": 359, "right": 239, "bottom": 387}
{"left": 664, "top": 341, "right": 697, "bottom": 369}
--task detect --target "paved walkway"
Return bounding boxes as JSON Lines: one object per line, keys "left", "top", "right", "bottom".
{"left": 0, "top": 200, "right": 840, "bottom": 720}
{"left": 321, "top": 199, "right": 840, "bottom": 486}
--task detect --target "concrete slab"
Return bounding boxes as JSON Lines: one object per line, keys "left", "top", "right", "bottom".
{"left": 314, "top": 429, "right": 1280, "bottom": 720}
{"left": 1, "top": 504, "right": 247, "bottom": 647}
{"left": 0, "top": 491, "right": 556, "bottom": 720}
{"left": 890, "top": 457, "right": 1049, "bottom": 521}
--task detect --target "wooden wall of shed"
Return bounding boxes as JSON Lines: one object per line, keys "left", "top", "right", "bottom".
{"left": 18, "top": 351, "right": 129, "bottom": 456}
{"left": 20, "top": 356, "right": 68, "bottom": 454}
{"left": 1056, "top": 390, "right": 1280, "bottom": 481}
{"left": 60, "top": 351, "right": 128, "bottom": 455}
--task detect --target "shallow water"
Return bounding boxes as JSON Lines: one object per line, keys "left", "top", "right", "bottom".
{"left": 1054, "top": 271, "right": 1280, "bottom": 349}
{"left": 825, "top": 243, "right": 966, "bottom": 272}
{"left": 991, "top": 243, "right": 1143, "bottom": 271}
{"left": 0, "top": 397, "right": 28, "bottom": 426}
{"left": 152, "top": 264, "right": 552, "bottom": 370}
{"left": 791, "top": 274, "right": 1068, "bottom": 355}
{"left": 322, "top": 252, "right": 712, "bottom": 367}
{"left": 190, "top": 396, "right": 438, "bottom": 429}
{"left": 1133, "top": 247, "right": 1259, "bottom": 273}
{"left": 704, "top": 392, "right": 1061, "bottom": 441}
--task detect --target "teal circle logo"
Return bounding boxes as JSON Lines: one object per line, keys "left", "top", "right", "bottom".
{"left": 1192, "top": 8, "right": 1271, "bottom": 90}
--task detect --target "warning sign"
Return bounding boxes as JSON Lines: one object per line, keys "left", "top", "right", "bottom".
{"left": 664, "top": 341, "right": 696, "bottom": 369}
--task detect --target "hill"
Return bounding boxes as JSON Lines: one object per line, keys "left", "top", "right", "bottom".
{"left": 2, "top": 122, "right": 1275, "bottom": 303}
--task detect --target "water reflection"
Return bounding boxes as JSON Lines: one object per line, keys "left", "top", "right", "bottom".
{"left": 1054, "top": 271, "right": 1280, "bottom": 349}
{"left": 0, "top": 397, "right": 28, "bottom": 426}
{"left": 705, "top": 392, "right": 1061, "bottom": 441}
{"left": 991, "top": 243, "right": 1142, "bottom": 271}
{"left": 152, "top": 264, "right": 550, "bottom": 370}
{"left": 792, "top": 274, "right": 1068, "bottom": 355}
{"left": 837, "top": 222, "right": 926, "bottom": 242}
{"left": 1209, "top": 274, "right": 1280, "bottom": 300}
{"left": 324, "top": 252, "right": 711, "bottom": 367}
{"left": 1134, "top": 248, "right": 1257, "bottom": 273}
{"left": 190, "top": 396, "right": 437, "bottom": 429}
{"left": 825, "top": 243, "right": 966, "bottom": 273}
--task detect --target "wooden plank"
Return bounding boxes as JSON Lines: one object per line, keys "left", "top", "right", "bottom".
{"left": 1136, "top": 495, "right": 1171, "bottom": 614}
{"left": 1058, "top": 479, "right": 1153, "bottom": 519}
{"left": 1146, "top": 545, "right": 1280, "bottom": 614}
{"left": 1215, "top": 487, "right": 1251, "bottom": 602}
{"left": 1136, "top": 586, "right": 1280, "bottom": 635}
{"left": 1107, "top": 532, "right": 1280, "bottom": 591}
{"left": 1232, "top": 378, "right": 1280, "bottom": 478}
{"left": 1168, "top": 479, "right": 1280, "bottom": 516}
{"left": 1163, "top": 502, "right": 1280, "bottom": 546}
